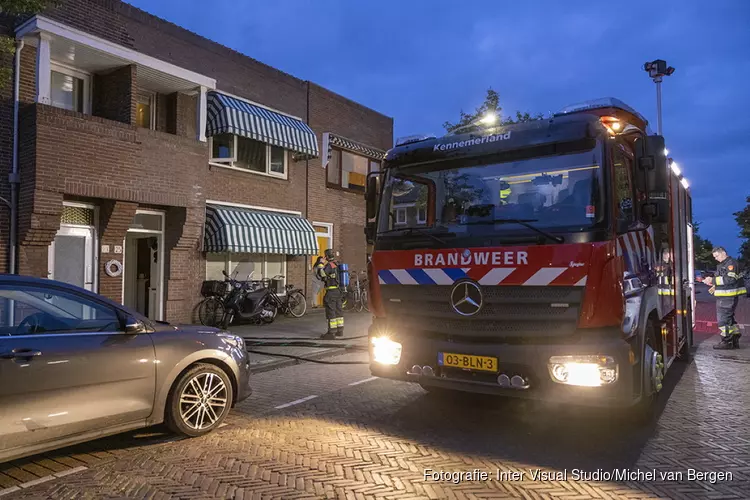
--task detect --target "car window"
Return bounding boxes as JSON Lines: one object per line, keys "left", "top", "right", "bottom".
{"left": 0, "top": 286, "right": 122, "bottom": 336}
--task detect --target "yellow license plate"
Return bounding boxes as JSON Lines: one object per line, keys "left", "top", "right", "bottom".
{"left": 438, "top": 352, "right": 498, "bottom": 372}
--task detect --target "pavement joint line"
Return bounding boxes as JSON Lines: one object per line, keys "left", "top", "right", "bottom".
{"left": 348, "top": 376, "right": 378, "bottom": 386}
{"left": 53, "top": 466, "right": 88, "bottom": 478}
{"left": 274, "top": 395, "right": 318, "bottom": 409}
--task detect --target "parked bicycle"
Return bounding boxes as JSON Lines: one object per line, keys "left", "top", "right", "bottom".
{"left": 342, "top": 270, "right": 369, "bottom": 313}
{"left": 197, "top": 271, "right": 260, "bottom": 327}
{"left": 256, "top": 275, "right": 307, "bottom": 321}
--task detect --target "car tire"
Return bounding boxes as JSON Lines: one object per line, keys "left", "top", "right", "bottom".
{"left": 166, "top": 363, "right": 234, "bottom": 437}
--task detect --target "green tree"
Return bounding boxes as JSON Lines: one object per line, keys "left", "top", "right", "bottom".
{"left": 734, "top": 195, "right": 750, "bottom": 267}
{"left": 442, "top": 88, "right": 544, "bottom": 134}
{"left": 1, "top": 1, "right": 58, "bottom": 87}
{"left": 692, "top": 222, "right": 716, "bottom": 271}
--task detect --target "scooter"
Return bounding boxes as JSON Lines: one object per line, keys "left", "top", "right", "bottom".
{"left": 220, "top": 270, "right": 277, "bottom": 329}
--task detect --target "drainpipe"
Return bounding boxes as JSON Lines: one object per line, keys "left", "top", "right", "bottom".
{"left": 304, "top": 80, "right": 310, "bottom": 303}
{"left": 8, "top": 39, "right": 24, "bottom": 275}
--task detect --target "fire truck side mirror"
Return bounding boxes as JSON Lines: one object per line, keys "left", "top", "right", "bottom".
{"left": 636, "top": 135, "right": 669, "bottom": 193}
{"left": 365, "top": 174, "right": 381, "bottom": 220}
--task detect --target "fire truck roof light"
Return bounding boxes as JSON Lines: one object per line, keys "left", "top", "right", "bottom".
{"left": 670, "top": 161, "right": 681, "bottom": 176}
{"left": 664, "top": 148, "right": 669, "bottom": 155}
{"left": 395, "top": 134, "right": 436, "bottom": 147}
{"left": 680, "top": 177, "right": 689, "bottom": 189}
{"left": 554, "top": 97, "right": 648, "bottom": 125}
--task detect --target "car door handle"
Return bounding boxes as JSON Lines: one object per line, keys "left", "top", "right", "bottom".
{"left": 0, "top": 348, "right": 43, "bottom": 359}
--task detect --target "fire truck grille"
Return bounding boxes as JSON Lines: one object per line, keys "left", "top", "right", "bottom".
{"left": 380, "top": 285, "right": 583, "bottom": 340}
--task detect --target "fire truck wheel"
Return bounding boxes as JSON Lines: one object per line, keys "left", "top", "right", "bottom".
{"left": 630, "top": 321, "right": 662, "bottom": 424}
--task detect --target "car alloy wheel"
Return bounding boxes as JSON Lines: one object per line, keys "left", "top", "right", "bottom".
{"left": 179, "top": 372, "right": 229, "bottom": 431}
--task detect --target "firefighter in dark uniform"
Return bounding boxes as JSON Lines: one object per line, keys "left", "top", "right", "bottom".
{"left": 316, "top": 249, "right": 344, "bottom": 339}
{"left": 656, "top": 247, "right": 674, "bottom": 298}
{"left": 702, "top": 246, "right": 746, "bottom": 349}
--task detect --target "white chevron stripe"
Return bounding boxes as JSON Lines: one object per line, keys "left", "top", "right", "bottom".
{"left": 524, "top": 267, "right": 568, "bottom": 286}
{"left": 423, "top": 268, "right": 454, "bottom": 285}
{"left": 378, "top": 276, "right": 386, "bottom": 285}
{"left": 575, "top": 276, "right": 588, "bottom": 286}
{"left": 478, "top": 268, "right": 516, "bottom": 285}
{"left": 390, "top": 269, "right": 419, "bottom": 285}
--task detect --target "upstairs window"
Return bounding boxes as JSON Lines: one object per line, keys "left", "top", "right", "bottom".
{"left": 50, "top": 63, "right": 90, "bottom": 114}
{"left": 209, "top": 134, "right": 287, "bottom": 179}
{"left": 327, "top": 148, "right": 380, "bottom": 192}
{"left": 136, "top": 92, "right": 156, "bottom": 130}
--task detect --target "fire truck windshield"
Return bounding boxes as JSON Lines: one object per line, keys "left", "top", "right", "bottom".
{"left": 377, "top": 146, "right": 604, "bottom": 244}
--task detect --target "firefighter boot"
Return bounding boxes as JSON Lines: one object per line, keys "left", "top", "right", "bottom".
{"left": 320, "top": 332, "right": 336, "bottom": 340}
{"left": 732, "top": 332, "right": 742, "bottom": 349}
{"left": 713, "top": 336, "right": 735, "bottom": 350}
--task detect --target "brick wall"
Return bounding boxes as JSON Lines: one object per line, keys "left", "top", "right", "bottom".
{"left": 306, "top": 84, "right": 394, "bottom": 300}
{"left": 0, "top": 22, "right": 15, "bottom": 273}
{"left": 6, "top": 0, "right": 393, "bottom": 322}
{"left": 92, "top": 65, "right": 136, "bottom": 124}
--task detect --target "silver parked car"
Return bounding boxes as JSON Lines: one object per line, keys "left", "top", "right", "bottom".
{"left": 0, "top": 275, "right": 251, "bottom": 463}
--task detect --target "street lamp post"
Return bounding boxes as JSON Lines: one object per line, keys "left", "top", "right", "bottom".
{"left": 643, "top": 59, "right": 675, "bottom": 136}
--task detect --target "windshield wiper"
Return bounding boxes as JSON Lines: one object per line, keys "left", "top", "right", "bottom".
{"left": 461, "top": 218, "right": 565, "bottom": 244}
{"left": 379, "top": 226, "right": 451, "bottom": 245}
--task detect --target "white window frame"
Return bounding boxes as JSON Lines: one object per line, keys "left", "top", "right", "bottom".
{"left": 205, "top": 253, "right": 288, "bottom": 295}
{"left": 395, "top": 207, "right": 407, "bottom": 225}
{"left": 417, "top": 206, "right": 427, "bottom": 225}
{"left": 208, "top": 135, "right": 288, "bottom": 180}
{"left": 50, "top": 61, "right": 91, "bottom": 114}
{"left": 136, "top": 91, "right": 156, "bottom": 130}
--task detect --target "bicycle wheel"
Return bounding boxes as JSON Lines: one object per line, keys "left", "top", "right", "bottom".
{"left": 287, "top": 291, "right": 307, "bottom": 317}
{"left": 342, "top": 291, "right": 355, "bottom": 311}
{"left": 354, "top": 291, "right": 364, "bottom": 312}
{"left": 361, "top": 290, "right": 369, "bottom": 312}
{"left": 199, "top": 297, "right": 225, "bottom": 327}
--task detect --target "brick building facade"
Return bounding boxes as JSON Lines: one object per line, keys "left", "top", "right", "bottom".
{"left": 0, "top": 0, "right": 392, "bottom": 323}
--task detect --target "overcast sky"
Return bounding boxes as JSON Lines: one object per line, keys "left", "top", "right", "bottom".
{"left": 131, "top": 0, "right": 750, "bottom": 255}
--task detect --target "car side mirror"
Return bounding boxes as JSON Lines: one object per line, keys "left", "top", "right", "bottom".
{"left": 124, "top": 317, "right": 146, "bottom": 334}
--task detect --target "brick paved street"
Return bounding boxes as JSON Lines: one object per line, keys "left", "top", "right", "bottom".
{"left": 3, "top": 303, "right": 750, "bottom": 499}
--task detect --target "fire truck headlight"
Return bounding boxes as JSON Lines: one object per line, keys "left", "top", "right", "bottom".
{"left": 371, "top": 337, "right": 402, "bottom": 365}
{"left": 548, "top": 355, "right": 618, "bottom": 387}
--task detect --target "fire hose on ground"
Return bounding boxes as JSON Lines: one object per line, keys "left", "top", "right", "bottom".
{"left": 241, "top": 335, "right": 371, "bottom": 365}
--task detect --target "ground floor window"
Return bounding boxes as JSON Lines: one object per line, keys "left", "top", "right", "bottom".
{"left": 205, "top": 253, "right": 287, "bottom": 292}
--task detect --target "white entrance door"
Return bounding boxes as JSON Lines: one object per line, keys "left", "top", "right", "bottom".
{"left": 48, "top": 225, "right": 95, "bottom": 292}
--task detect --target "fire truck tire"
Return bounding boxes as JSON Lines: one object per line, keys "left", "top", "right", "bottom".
{"left": 630, "top": 321, "right": 662, "bottom": 424}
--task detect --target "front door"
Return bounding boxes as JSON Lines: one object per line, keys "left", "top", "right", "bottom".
{"left": 0, "top": 283, "right": 155, "bottom": 459}
{"left": 48, "top": 225, "right": 95, "bottom": 292}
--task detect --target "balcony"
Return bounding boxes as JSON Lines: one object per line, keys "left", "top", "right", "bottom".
{"left": 15, "top": 15, "right": 216, "bottom": 141}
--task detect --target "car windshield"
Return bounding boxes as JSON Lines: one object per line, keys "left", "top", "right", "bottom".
{"left": 378, "top": 145, "right": 604, "bottom": 239}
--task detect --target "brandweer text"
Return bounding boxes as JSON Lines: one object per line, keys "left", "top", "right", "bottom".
{"left": 414, "top": 251, "right": 528, "bottom": 267}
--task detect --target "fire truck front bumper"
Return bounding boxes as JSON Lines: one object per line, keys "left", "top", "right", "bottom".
{"left": 368, "top": 324, "right": 639, "bottom": 408}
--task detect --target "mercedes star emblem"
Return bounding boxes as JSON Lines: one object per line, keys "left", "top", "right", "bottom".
{"left": 450, "top": 280, "right": 483, "bottom": 316}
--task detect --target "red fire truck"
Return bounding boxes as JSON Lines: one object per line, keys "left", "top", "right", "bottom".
{"left": 364, "top": 98, "right": 695, "bottom": 415}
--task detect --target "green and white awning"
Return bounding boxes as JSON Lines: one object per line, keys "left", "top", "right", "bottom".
{"left": 206, "top": 92, "right": 319, "bottom": 157}
{"left": 204, "top": 204, "right": 318, "bottom": 255}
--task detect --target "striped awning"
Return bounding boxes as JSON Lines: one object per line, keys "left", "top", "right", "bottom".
{"left": 204, "top": 204, "right": 318, "bottom": 255}
{"left": 206, "top": 92, "right": 319, "bottom": 157}
{"left": 328, "top": 133, "right": 386, "bottom": 160}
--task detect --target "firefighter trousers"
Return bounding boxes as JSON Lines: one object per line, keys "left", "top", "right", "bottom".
{"left": 324, "top": 287, "right": 344, "bottom": 335}
{"left": 717, "top": 296, "right": 740, "bottom": 337}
